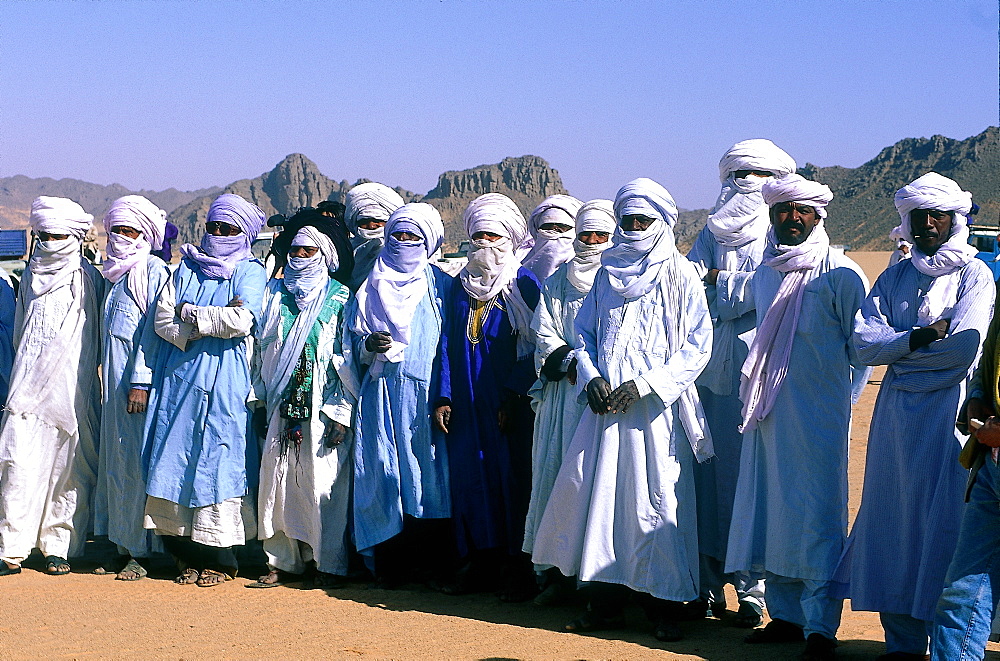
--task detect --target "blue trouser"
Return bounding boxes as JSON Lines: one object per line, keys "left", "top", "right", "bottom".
{"left": 765, "top": 572, "right": 843, "bottom": 639}
{"left": 931, "top": 456, "right": 1000, "bottom": 660}
{"left": 882, "top": 612, "right": 931, "bottom": 655}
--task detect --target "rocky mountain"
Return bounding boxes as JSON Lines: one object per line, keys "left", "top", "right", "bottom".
{"left": 167, "top": 153, "right": 566, "bottom": 248}
{"left": 673, "top": 126, "right": 999, "bottom": 251}
{"left": 0, "top": 175, "right": 220, "bottom": 231}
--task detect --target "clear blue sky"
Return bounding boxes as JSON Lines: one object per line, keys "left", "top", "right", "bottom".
{"left": 2, "top": 0, "right": 996, "bottom": 209}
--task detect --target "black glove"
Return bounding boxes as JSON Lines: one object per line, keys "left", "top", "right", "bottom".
{"left": 607, "top": 380, "right": 641, "bottom": 414}
{"left": 540, "top": 345, "right": 572, "bottom": 381}
{"left": 365, "top": 331, "right": 393, "bottom": 353}
{"left": 586, "top": 377, "right": 612, "bottom": 415}
{"left": 909, "top": 318, "right": 949, "bottom": 351}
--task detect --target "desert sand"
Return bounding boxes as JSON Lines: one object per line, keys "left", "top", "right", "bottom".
{"left": 0, "top": 251, "right": 997, "bottom": 660}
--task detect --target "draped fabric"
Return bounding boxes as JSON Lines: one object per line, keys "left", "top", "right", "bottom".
{"left": 521, "top": 195, "right": 583, "bottom": 282}
{"left": 345, "top": 183, "right": 406, "bottom": 291}
{"left": 351, "top": 203, "right": 444, "bottom": 366}
{"left": 708, "top": 139, "right": 796, "bottom": 247}
{"left": 28, "top": 197, "right": 93, "bottom": 297}
{"left": 761, "top": 173, "right": 834, "bottom": 218}
{"left": 179, "top": 194, "right": 265, "bottom": 279}
{"left": 603, "top": 178, "right": 679, "bottom": 300}
{"left": 101, "top": 196, "right": 168, "bottom": 313}
{"left": 566, "top": 200, "right": 615, "bottom": 293}
{"left": 459, "top": 193, "right": 535, "bottom": 359}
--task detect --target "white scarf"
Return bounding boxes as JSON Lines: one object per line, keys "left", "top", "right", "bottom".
{"left": 521, "top": 195, "right": 583, "bottom": 281}
{"left": 603, "top": 179, "right": 679, "bottom": 299}
{"left": 740, "top": 222, "right": 831, "bottom": 432}
{"left": 566, "top": 199, "right": 615, "bottom": 293}
{"left": 352, "top": 203, "right": 444, "bottom": 366}
{"left": 705, "top": 175, "right": 773, "bottom": 248}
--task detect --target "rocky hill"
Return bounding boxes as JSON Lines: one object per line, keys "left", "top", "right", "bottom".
{"left": 0, "top": 175, "right": 220, "bottom": 231}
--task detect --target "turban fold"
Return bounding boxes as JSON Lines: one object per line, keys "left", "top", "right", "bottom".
{"left": 894, "top": 172, "right": 973, "bottom": 238}
{"left": 718, "top": 139, "right": 797, "bottom": 182}
{"left": 567, "top": 199, "right": 615, "bottom": 294}
{"left": 345, "top": 183, "right": 405, "bottom": 234}
{"left": 103, "top": 195, "right": 167, "bottom": 250}
{"left": 30, "top": 196, "right": 93, "bottom": 240}
{"left": 762, "top": 174, "right": 833, "bottom": 218}
{"left": 604, "top": 178, "right": 679, "bottom": 299}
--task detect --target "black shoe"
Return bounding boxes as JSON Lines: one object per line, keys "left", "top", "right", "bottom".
{"left": 801, "top": 633, "right": 837, "bottom": 661}
{"left": 0, "top": 561, "right": 21, "bottom": 576}
{"left": 653, "top": 618, "right": 683, "bottom": 642}
{"left": 744, "top": 618, "right": 805, "bottom": 644}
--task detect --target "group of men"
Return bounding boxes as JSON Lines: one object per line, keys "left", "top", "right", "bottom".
{"left": 0, "top": 140, "right": 996, "bottom": 661}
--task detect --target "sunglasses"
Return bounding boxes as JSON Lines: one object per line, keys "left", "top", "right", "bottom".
{"left": 205, "top": 221, "right": 243, "bottom": 236}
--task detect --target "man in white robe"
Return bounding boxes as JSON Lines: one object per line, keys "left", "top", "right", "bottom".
{"left": 520, "top": 195, "right": 583, "bottom": 282}
{"left": 344, "top": 183, "right": 405, "bottom": 291}
{"left": 685, "top": 138, "right": 796, "bottom": 625}
{"left": 531, "top": 178, "right": 713, "bottom": 642}
{"left": 524, "top": 199, "right": 615, "bottom": 605}
{"left": 835, "top": 174, "right": 993, "bottom": 659}
{"left": 726, "top": 175, "right": 868, "bottom": 661}
{"left": 0, "top": 197, "right": 102, "bottom": 576}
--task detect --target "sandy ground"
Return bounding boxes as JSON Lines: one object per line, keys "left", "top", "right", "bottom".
{"left": 1, "top": 251, "right": 998, "bottom": 660}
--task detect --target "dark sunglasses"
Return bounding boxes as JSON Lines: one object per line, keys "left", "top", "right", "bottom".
{"left": 205, "top": 221, "right": 242, "bottom": 236}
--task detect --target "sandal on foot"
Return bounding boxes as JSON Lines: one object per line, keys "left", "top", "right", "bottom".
{"left": 246, "top": 569, "right": 295, "bottom": 589}
{"left": 196, "top": 568, "right": 230, "bottom": 587}
{"left": 653, "top": 619, "right": 683, "bottom": 642}
{"left": 43, "top": 556, "right": 70, "bottom": 575}
{"left": 563, "top": 611, "right": 626, "bottom": 633}
{"left": 801, "top": 633, "right": 838, "bottom": 661}
{"left": 745, "top": 618, "right": 805, "bottom": 644}
{"left": 174, "top": 567, "right": 200, "bottom": 585}
{"left": 0, "top": 561, "right": 21, "bottom": 576}
{"left": 115, "top": 559, "right": 147, "bottom": 581}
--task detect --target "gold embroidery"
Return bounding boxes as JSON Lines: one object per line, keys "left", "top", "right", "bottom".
{"left": 466, "top": 294, "right": 503, "bottom": 345}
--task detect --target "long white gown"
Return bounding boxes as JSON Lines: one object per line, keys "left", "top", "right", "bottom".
{"left": 531, "top": 259, "right": 712, "bottom": 601}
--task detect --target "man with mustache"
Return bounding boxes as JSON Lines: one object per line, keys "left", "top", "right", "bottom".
{"left": 837, "top": 173, "right": 993, "bottom": 660}
{"left": 726, "top": 175, "right": 868, "bottom": 661}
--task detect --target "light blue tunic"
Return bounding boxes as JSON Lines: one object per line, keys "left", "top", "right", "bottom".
{"left": 686, "top": 225, "right": 764, "bottom": 563}
{"left": 835, "top": 258, "right": 994, "bottom": 621}
{"left": 346, "top": 265, "right": 451, "bottom": 555}
{"left": 144, "top": 258, "right": 266, "bottom": 508}
{"left": 94, "top": 257, "right": 170, "bottom": 556}
{"left": 726, "top": 250, "right": 868, "bottom": 582}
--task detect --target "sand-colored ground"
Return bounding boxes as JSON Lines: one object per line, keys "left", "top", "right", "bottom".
{"left": 1, "top": 251, "right": 998, "bottom": 660}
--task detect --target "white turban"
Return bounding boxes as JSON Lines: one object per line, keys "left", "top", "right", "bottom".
{"left": 717, "top": 139, "right": 797, "bottom": 182}
{"left": 292, "top": 225, "right": 340, "bottom": 272}
{"left": 604, "top": 178, "right": 679, "bottom": 299}
{"left": 345, "top": 183, "right": 406, "bottom": 235}
{"left": 894, "top": 172, "right": 973, "bottom": 242}
{"left": 567, "top": 199, "right": 615, "bottom": 293}
{"left": 463, "top": 193, "right": 529, "bottom": 247}
{"left": 522, "top": 194, "right": 583, "bottom": 281}
{"left": 103, "top": 195, "right": 167, "bottom": 250}
{"left": 894, "top": 172, "right": 977, "bottom": 324}
{"left": 384, "top": 202, "right": 444, "bottom": 258}
{"left": 30, "top": 196, "right": 93, "bottom": 240}
{"left": 762, "top": 174, "right": 834, "bottom": 219}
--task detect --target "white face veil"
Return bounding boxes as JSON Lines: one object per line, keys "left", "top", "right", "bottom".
{"left": 521, "top": 195, "right": 583, "bottom": 281}
{"left": 566, "top": 200, "right": 615, "bottom": 293}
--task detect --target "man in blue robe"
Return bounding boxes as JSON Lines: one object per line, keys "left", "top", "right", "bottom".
{"left": 143, "top": 194, "right": 267, "bottom": 587}
{"left": 726, "top": 175, "right": 868, "bottom": 661}
{"left": 837, "top": 174, "right": 993, "bottom": 659}
{"left": 346, "top": 203, "right": 452, "bottom": 587}
{"left": 434, "top": 193, "right": 540, "bottom": 601}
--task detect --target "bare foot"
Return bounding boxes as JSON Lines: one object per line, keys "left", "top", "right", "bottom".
{"left": 196, "top": 568, "right": 228, "bottom": 588}
{"left": 245, "top": 569, "right": 285, "bottom": 589}
{"left": 115, "top": 558, "right": 148, "bottom": 581}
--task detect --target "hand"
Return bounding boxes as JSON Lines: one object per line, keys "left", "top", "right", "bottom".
{"left": 586, "top": 377, "right": 612, "bottom": 415}
{"left": 540, "top": 345, "right": 572, "bottom": 382}
{"left": 567, "top": 358, "right": 578, "bottom": 386}
{"left": 704, "top": 269, "right": 720, "bottom": 286}
{"left": 252, "top": 406, "right": 269, "bottom": 439}
{"left": 324, "top": 421, "right": 348, "bottom": 448}
{"left": 433, "top": 405, "right": 451, "bottom": 433}
{"left": 607, "top": 380, "right": 641, "bottom": 414}
{"left": 227, "top": 296, "right": 244, "bottom": 307}
{"left": 976, "top": 417, "right": 1000, "bottom": 448}
{"left": 365, "top": 331, "right": 393, "bottom": 354}
{"left": 126, "top": 388, "right": 149, "bottom": 414}
{"left": 909, "top": 318, "right": 951, "bottom": 351}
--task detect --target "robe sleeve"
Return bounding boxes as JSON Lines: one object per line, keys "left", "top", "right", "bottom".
{"left": 889, "top": 262, "right": 995, "bottom": 392}
{"left": 191, "top": 261, "right": 267, "bottom": 339}
{"left": 0, "top": 272, "right": 16, "bottom": 399}
{"left": 531, "top": 276, "right": 569, "bottom": 376}
{"left": 153, "top": 269, "right": 196, "bottom": 350}
{"left": 715, "top": 269, "right": 757, "bottom": 322}
{"left": 854, "top": 268, "right": 913, "bottom": 367}
{"left": 633, "top": 268, "right": 712, "bottom": 408}
{"left": 503, "top": 271, "right": 542, "bottom": 395}
{"left": 432, "top": 270, "right": 453, "bottom": 406}
{"left": 320, "top": 304, "right": 353, "bottom": 427}
{"left": 574, "top": 281, "right": 602, "bottom": 394}
{"left": 685, "top": 226, "right": 715, "bottom": 279}
{"left": 129, "top": 261, "right": 170, "bottom": 386}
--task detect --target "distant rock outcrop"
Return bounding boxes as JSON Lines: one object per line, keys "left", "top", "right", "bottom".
{"left": 0, "top": 175, "right": 220, "bottom": 231}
